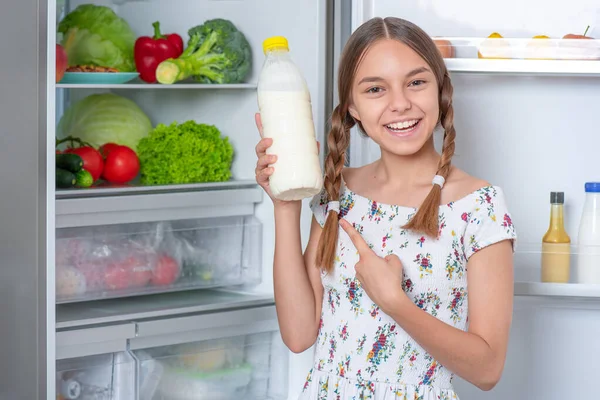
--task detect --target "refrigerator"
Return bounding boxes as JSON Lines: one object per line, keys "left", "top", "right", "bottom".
{"left": 1, "top": 0, "right": 600, "bottom": 399}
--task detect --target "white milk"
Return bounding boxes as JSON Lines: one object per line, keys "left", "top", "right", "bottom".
{"left": 257, "top": 37, "right": 323, "bottom": 201}
{"left": 576, "top": 183, "right": 600, "bottom": 283}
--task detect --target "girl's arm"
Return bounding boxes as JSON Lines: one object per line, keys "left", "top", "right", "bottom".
{"left": 254, "top": 114, "right": 324, "bottom": 354}
{"left": 387, "top": 240, "right": 514, "bottom": 391}
{"left": 273, "top": 203, "right": 324, "bottom": 353}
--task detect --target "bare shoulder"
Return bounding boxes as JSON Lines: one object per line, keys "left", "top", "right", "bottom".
{"left": 341, "top": 165, "right": 372, "bottom": 192}
{"left": 443, "top": 166, "right": 491, "bottom": 203}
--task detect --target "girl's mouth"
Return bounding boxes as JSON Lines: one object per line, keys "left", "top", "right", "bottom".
{"left": 385, "top": 119, "right": 421, "bottom": 137}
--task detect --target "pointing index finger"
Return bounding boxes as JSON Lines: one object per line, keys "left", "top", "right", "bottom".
{"left": 339, "top": 218, "right": 374, "bottom": 257}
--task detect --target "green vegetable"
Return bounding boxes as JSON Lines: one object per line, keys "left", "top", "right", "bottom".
{"left": 137, "top": 120, "right": 234, "bottom": 185}
{"left": 56, "top": 168, "right": 76, "bottom": 188}
{"left": 56, "top": 153, "right": 83, "bottom": 173}
{"left": 56, "top": 93, "right": 153, "bottom": 152}
{"left": 75, "top": 169, "right": 94, "bottom": 188}
{"left": 156, "top": 18, "right": 251, "bottom": 84}
{"left": 58, "top": 4, "right": 137, "bottom": 72}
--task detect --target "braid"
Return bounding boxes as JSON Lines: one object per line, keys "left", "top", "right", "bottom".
{"left": 402, "top": 72, "right": 456, "bottom": 238}
{"left": 315, "top": 105, "right": 353, "bottom": 272}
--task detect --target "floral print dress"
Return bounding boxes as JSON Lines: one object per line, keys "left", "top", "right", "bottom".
{"left": 299, "top": 181, "right": 517, "bottom": 400}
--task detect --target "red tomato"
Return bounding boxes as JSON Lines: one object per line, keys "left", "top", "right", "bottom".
{"left": 102, "top": 146, "right": 140, "bottom": 184}
{"left": 99, "top": 143, "right": 122, "bottom": 158}
{"left": 64, "top": 146, "right": 104, "bottom": 181}
{"left": 104, "top": 263, "right": 130, "bottom": 290}
{"left": 121, "top": 255, "right": 153, "bottom": 288}
{"left": 151, "top": 254, "right": 180, "bottom": 286}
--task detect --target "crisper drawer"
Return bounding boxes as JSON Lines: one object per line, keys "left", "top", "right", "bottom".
{"left": 130, "top": 306, "right": 288, "bottom": 400}
{"left": 134, "top": 331, "right": 288, "bottom": 400}
{"left": 55, "top": 216, "right": 262, "bottom": 303}
{"left": 56, "top": 352, "right": 135, "bottom": 400}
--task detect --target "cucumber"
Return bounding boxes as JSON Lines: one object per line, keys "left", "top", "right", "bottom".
{"left": 75, "top": 169, "right": 94, "bottom": 188}
{"left": 56, "top": 168, "right": 76, "bottom": 188}
{"left": 56, "top": 153, "right": 83, "bottom": 173}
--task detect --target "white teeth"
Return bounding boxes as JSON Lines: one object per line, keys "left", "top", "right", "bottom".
{"left": 386, "top": 120, "right": 418, "bottom": 130}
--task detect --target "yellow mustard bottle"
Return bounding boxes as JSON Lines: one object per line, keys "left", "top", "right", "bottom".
{"left": 541, "top": 191, "right": 571, "bottom": 283}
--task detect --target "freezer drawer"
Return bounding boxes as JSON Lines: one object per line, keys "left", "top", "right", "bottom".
{"left": 56, "top": 352, "right": 135, "bottom": 400}
{"left": 55, "top": 215, "right": 262, "bottom": 303}
{"left": 133, "top": 331, "right": 288, "bottom": 400}
{"left": 128, "top": 306, "right": 287, "bottom": 400}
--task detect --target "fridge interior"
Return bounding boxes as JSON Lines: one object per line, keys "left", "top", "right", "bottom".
{"left": 350, "top": 0, "right": 600, "bottom": 398}
{"left": 56, "top": 305, "right": 289, "bottom": 400}
{"left": 50, "top": 0, "right": 330, "bottom": 398}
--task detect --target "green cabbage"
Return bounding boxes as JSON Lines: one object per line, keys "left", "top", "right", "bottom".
{"left": 57, "top": 93, "right": 153, "bottom": 152}
{"left": 58, "top": 4, "right": 136, "bottom": 72}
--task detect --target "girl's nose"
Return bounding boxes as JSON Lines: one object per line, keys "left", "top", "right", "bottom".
{"left": 388, "top": 89, "right": 412, "bottom": 112}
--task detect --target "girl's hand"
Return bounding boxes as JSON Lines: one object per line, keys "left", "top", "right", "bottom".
{"left": 254, "top": 112, "right": 320, "bottom": 207}
{"left": 254, "top": 112, "right": 285, "bottom": 205}
{"left": 339, "top": 218, "right": 406, "bottom": 314}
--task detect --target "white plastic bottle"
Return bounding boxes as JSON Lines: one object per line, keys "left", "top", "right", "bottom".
{"left": 257, "top": 36, "right": 323, "bottom": 201}
{"left": 576, "top": 182, "right": 600, "bottom": 284}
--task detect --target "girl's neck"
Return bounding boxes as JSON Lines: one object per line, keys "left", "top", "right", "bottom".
{"left": 374, "top": 139, "right": 441, "bottom": 188}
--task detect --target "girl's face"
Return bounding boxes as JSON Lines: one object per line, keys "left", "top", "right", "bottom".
{"left": 348, "top": 39, "right": 440, "bottom": 156}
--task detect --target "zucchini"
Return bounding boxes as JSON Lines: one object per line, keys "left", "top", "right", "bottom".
{"left": 56, "top": 153, "right": 83, "bottom": 173}
{"left": 75, "top": 169, "right": 93, "bottom": 188}
{"left": 56, "top": 168, "right": 76, "bottom": 188}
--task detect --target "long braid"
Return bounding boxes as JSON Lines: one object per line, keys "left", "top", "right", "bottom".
{"left": 315, "top": 105, "right": 353, "bottom": 272}
{"left": 402, "top": 72, "right": 456, "bottom": 237}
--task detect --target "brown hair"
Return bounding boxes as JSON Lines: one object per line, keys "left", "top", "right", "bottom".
{"left": 315, "top": 17, "right": 456, "bottom": 272}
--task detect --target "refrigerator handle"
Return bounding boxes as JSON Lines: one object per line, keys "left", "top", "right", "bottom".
{"left": 56, "top": 323, "right": 137, "bottom": 360}
{"left": 129, "top": 305, "right": 279, "bottom": 350}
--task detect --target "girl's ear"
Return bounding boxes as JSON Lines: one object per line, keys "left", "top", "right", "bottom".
{"left": 348, "top": 104, "right": 360, "bottom": 121}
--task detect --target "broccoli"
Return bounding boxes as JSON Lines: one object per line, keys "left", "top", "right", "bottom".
{"left": 156, "top": 18, "right": 252, "bottom": 84}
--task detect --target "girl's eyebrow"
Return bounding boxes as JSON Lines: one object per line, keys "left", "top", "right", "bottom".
{"left": 406, "top": 66, "right": 431, "bottom": 78}
{"left": 357, "top": 66, "right": 432, "bottom": 85}
{"left": 357, "top": 76, "right": 384, "bottom": 85}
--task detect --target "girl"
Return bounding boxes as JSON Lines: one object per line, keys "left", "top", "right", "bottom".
{"left": 254, "top": 16, "right": 517, "bottom": 400}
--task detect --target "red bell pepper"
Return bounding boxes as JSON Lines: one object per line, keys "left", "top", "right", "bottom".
{"left": 134, "top": 21, "right": 184, "bottom": 83}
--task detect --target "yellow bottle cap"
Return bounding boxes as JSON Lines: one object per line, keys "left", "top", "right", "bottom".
{"left": 263, "top": 36, "right": 289, "bottom": 54}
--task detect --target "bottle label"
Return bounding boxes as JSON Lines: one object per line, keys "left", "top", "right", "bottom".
{"left": 541, "top": 242, "right": 570, "bottom": 283}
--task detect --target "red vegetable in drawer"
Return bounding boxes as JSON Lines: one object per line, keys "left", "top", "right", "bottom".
{"left": 134, "top": 21, "right": 184, "bottom": 83}
{"left": 151, "top": 254, "right": 180, "bottom": 286}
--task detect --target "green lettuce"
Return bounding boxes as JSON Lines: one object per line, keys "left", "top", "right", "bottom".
{"left": 137, "top": 121, "right": 234, "bottom": 185}
{"left": 58, "top": 4, "right": 136, "bottom": 72}
{"left": 57, "top": 93, "right": 153, "bottom": 152}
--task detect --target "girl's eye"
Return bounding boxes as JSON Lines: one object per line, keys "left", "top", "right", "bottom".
{"left": 409, "top": 80, "right": 426, "bottom": 87}
{"left": 366, "top": 87, "right": 383, "bottom": 94}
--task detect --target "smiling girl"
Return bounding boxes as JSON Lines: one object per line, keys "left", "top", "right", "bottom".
{"left": 254, "top": 16, "right": 517, "bottom": 400}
